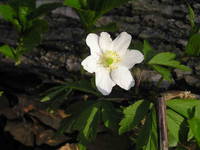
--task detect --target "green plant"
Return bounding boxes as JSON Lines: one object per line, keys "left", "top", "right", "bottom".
{"left": 64, "top": 0, "right": 132, "bottom": 32}
{"left": 185, "top": 4, "right": 200, "bottom": 56}
{"left": 0, "top": 0, "right": 62, "bottom": 63}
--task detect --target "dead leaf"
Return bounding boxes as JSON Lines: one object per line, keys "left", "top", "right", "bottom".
{"left": 57, "top": 109, "right": 71, "bottom": 118}
{"left": 58, "top": 143, "right": 79, "bottom": 150}
{"left": 5, "top": 121, "right": 34, "bottom": 146}
{"left": 23, "top": 104, "right": 35, "bottom": 113}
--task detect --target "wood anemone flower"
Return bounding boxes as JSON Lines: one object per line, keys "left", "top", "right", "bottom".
{"left": 81, "top": 32, "right": 144, "bottom": 95}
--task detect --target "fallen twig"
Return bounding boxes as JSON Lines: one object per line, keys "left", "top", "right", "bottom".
{"left": 157, "top": 90, "right": 200, "bottom": 150}
{"left": 157, "top": 96, "right": 168, "bottom": 150}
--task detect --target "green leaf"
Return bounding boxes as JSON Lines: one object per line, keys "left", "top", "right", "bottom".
{"left": 175, "top": 147, "right": 188, "bottom": 150}
{"left": 143, "top": 40, "right": 154, "bottom": 62}
{"left": 64, "top": 0, "right": 82, "bottom": 9}
{"left": 166, "top": 99, "right": 200, "bottom": 118}
{"left": 152, "top": 65, "right": 172, "bottom": 81}
{"left": 101, "top": 101, "right": 121, "bottom": 130}
{"left": 30, "top": 19, "right": 49, "bottom": 33}
{"left": 57, "top": 101, "right": 93, "bottom": 134}
{"left": 188, "top": 4, "right": 195, "bottom": 28}
{"left": 76, "top": 103, "right": 100, "bottom": 144}
{"left": 65, "top": 80, "right": 100, "bottom": 96}
{"left": 65, "top": 101, "right": 102, "bottom": 146}
{"left": 90, "top": 22, "right": 117, "bottom": 32}
{"left": 11, "top": 19, "right": 22, "bottom": 32}
{"left": 130, "top": 40, "right": 143, "bottom": 50}
{"left": 9, "top": 0, "right": 36, "bottom": 12}
{"left": 41, "top": 80, "right": 100, "bottom": 104}
{"left": 19, "top": 31, "right": 41, "bottom": 54}
{"left": 188, "top": 117, "right": 200, "bottom": 146}
{"left": 0, "top": 4, "right": 16, "bottom": 22}
{"left": 58, "top": 101, "right": 120, "bottom": 148}
{"left": 28, "top": 2, "right": 63, "bottom": 19}
{"left": 119, "top": 100, "right": 150, "bottom": 135}
{"left": 40, "top": 86, "right": 69, "bottom": 102}
{"left": 148, "top": 52, "right": 191, "bottom": 71}
{"left": 86, "top": 0, "right": 131, "bottom": 16}
{"left": 64, "top": 0, "right": 131, "bottom": 16}
{"left": 77, "top": 9, "right": 97, "bottom": 28}
{"left": 78, "top": 144, "right": 87, "bottom": 150}
{"left": 18, "top": 6, "right": 30, "bottom": 28}
{"left": 185, "top": 34, "right": 200, "bottom": 56}
{"left": 0, "top": 45, "right": 16, "bottom": 60}
{"left": 64, "top": 0, "right": 97, "bottom": 28}
{"left": 0, "top": 91, "right": 4, "bottom": 96}
{"left": 167, "top": 109, "right": 185, "bottom": 147}
{"left": 187, "top": 128, "right": 194, "bottom": 141}
{"left": 136, "top": 107, "right": 158, "bottom": 150}
{"left": 64, "top": 0, "right": 131, "bottom": 30}
{"left": 18, "top": 19, "right": 48, "bottom": 55}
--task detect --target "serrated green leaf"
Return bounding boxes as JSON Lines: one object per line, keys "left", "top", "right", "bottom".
{"left": 0, "top": 45, "right": 16, "bottom": 59}
{"left": 185, "top": 34, "right": 200, "bottom": 56}
{"left": 0, "top": 4, "right": 16, "bottom": 22}
{"left": 65, "top": 80, "right": 100, "bottom": 96}
{"left": 68, "top": 101, "right": 101, "bottom": 146}
{"left": 41, "top": 80, "right": 100, "bottom": 104}
{"left": 57, "top": 101, "right": 93, "bottom": 135}
{"left": 28, "top": 2, "right": 63, "bottom": 19}
{"left": 40, "top": 86, "right": 68, "bottom": 102}
{"left": 152, "top": 65, "right": 172, "bottom": 81}
{"left": 187, "top": 128, "right": 194, "bottom": 141}
{"left": 166, "top": 99, "right": 200, "bottom": 118}
{"left": 101, "top": 101, "right": 121, "bottom": 130}
{"left": 167, "top": 109, "right": 185, "bottom": 147}
{"left": 136, "top": 107, "right": 158, "bottom": 150}
{"left": 143, "top": 40, "right": 154, "bottom": 62}
{"left": 144, "top": 108, "right": 158, "bottom": 150}
{"left": 59, "top": 101, "right": 101, "bottom": 147}
{"left": 188, "top": 117, "right": 200, "bottom": 146}
{"left": 188, "top": 4, "right": 195, "bottom": 28}
{"left": 119, "top": 100, "right": 150, "bottom": 135}
{"left": 149, "top": 52, "right": 191, "bottom": 71}
{"left": 76, "top": 104, "right": 100, "bottom": 143}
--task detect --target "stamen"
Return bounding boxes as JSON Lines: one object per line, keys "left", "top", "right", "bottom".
{"left": 99, "top": 50, "right": 120, "bottom": 70}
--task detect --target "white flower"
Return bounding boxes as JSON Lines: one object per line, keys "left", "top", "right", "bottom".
{"left": 81, "top": 32, "right": 144, "bottom": 95}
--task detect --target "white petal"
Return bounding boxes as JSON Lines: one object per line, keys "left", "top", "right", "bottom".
{"left": 81, "top": 55, "right": 98, "bottom": 73}
{"left": 112, "top": 32, "right": 132, "bottom": 56}
{"left": 95, "top": 67, "right": 116, "bottom": 95}
{"left": 99, "top": 32, "right": 112, "bottom": 52}
{"left": 121, "top": 50, "right": 144, "bottom": 69}
{"left": 111, "top": 66, "right": 135, "bottom": 90}
{"left": 86, "top": 33, "right": 101, "bottom": 55}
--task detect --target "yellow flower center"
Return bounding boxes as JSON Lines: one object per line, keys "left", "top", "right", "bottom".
{"left": 100, "top": 50, "right": 120, "bottom": 70}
